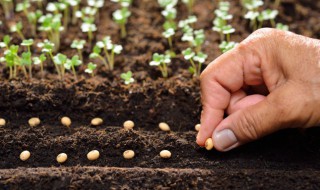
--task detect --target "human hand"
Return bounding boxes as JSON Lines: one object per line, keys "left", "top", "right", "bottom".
{"left": 197, "top": 28, "right": 320, "bottom": 151}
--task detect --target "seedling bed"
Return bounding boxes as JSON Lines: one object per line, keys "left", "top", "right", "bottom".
{"left": 1, "top": 0, "right": 320, "bottom": 189}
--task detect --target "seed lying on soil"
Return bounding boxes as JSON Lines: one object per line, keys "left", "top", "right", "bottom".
{"left": 205, "top": 138, "right": 214, "bottom": 150}
{"left": 91, "top": 118, "right": 103, "bottom": 126}
{"left": 123, "top": 120, "right": 134, "bottom": 130}
{"left": 159, "top": 122, "right": 170, "bottom": 132}
{"left": 0, "top": 118, "right": 6, "bottom": 127}
{"left": 20, "top": 150, "right": 31, "bottom": 161}
{"left": 28, "top": 117, "right": 41, "bottom": 127}
{"left": 123, "top": 150, "right": 135, "bottom": 159}
{"left": 160, "top": 150, "right": 171, "bottom": 158}
{"left": 195, "top": 124, "right": 201, "bottom": 131}
{"left": 87, "top": 150, "right": 100, "bottom": 161}
{"left": 61, "top": 117, "right": 72, "bottom": 127}
{"left": 56, "top": 153, "right": 68, "bottom": 163}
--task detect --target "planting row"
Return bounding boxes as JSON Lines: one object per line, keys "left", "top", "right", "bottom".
{"left": 0, "top": 0, "right": 288, "bottom": 81}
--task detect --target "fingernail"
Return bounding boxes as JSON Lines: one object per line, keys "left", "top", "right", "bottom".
{"left": 214, "top": 129, "right": 238, "bottom": 151}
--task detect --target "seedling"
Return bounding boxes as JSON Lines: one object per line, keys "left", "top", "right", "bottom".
{"left": 158, "top": 0, "right": 178, "bottom": 8}
{"left": 88, "top": 0, "right": 104, "bottom": 20}
{"left": 0, "top": 118, "right": 6, "bottom": 126}
{"left": 120, "top": 71, "right": 134, "bottom": 85}
{"left": 161, "top": 5, "right": 177, "bottom": 55}
{"left": 21, "top": 39, "right": 34, "bottom": 78}
{"left": 69, "top": 0, "right": 81, "bottom": 24}
{"left": 195, "top": 124, "right": 200, "bottom": 131}
{"left": 46, "top": 1, "right": 70, "bottom": 31}
{"left": 0, "top": 0, "right": 14, "bottom": 19}
{"left": 160, "top": 150, "right": 171, "bottom": 158}
{"left": 87, "top": 150, "right": 100, "bottom": 160}
{"left": 10, "top": 22, "right": 25, "bottom": 40}
{"left": 71, "top": 39, "right": 86, "bottom": 61}
{"left": 53, "top": 53, "right": 68, "bottom": 79}
{"left": 61, "top": 116, "right": 71, "bottom": 127}
{"left": 32, "top": 54, "right": 47, "bottom": 78}
{"left": 16, "top": 0, "right": 42, "bottom": 36}
{"left": 56, "top": 153, "right": 68, "bottom": 163}
{"left": 219, "top": 41, "right": 238, "bottom": 53}
{"left": 28, "top": 117, "right": 41, "bottom": 127}
{"left": 205, "top": 138, "right": 214, "bottom": 150}
{"left": 123, "top": 120, "right": 134, "bottom": 130}
{"left": 182, "top": 0, "right": 195, "bottom": 14}
{"left": 258, "top": 9, "right": 279, "bottom": 28}
{"left": 182, "top": 48, "right": 207, "bottom": 76}
{"left": 0, "top": 35, "right": 11, "bottom": 50}
{"left": 159, "top": 122, "right": 170, "bottom": 132}
{"left": 213, "top": 2, "right": 235, "bottom": 42}
{"left": 90, "top": 36, "right": 123, "bottom": 70}
{"left": 85, "top": 62, "right": 97, "bottom": 77}
{"left": 123, "top": 150, "right": 135, "bottom": 159}
{"left": 81, "top": 19, "right": 97, "bottom": 43}
{"left": 20, "top": 150, "right": 31, "bottom": 161}
{"left": 241, "top": 0, "right": 263, "bottom": 11}
{"left": 112, "top": 7, "right": 131, "bottom": 38}
{"left": 276, "top": 23, "right": 289, "bottom": 31}
{"left": 91, "top": 118, "right": 103, "bottom": 126}
{"left": 65, "top": 55, "right": 82, "bottom": 81}
{"left": 149, "top": 53, "right": 171, "bottom": 78}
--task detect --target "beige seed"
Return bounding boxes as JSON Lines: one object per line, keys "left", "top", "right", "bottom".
{"left": 61, "top": 117, "right": 71, "bottom": 127}
{"left": 123, "top": 120, "right": 134, "bottom": 130}
{"left": 56, "top": 153, "right": 68, "bottom": 163}
{"left": 0, "top": 118, "right": 6, "bottom": 127}
{"left": 91, "top": 118, "right": 103, "bottom": 126}
{"left": 195, "top": 124, "right": 201, "bottom": 131}
{"left": 205, "top": 138, "right": 214, "bottom": 150}
{"left": 160, "top": 150, "right": 171, "bottom": 158}
{"left": 28, "top": 117, "right": 40, "bottom": 127}
{"left": 123, "top": 150, "right": 135, "bottom": 159}
{"left": 20, "top": 150, "right": 31, "bottom": 161}
{"left": 87, "top": 150, "right": 100, "bottom": 161}
{"left": 159, "top": 122, "right": 170, "bottom": 132}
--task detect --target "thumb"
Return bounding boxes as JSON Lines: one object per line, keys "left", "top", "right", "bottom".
{"left": 212, "top": 85, "right": 303, "bottom": 152}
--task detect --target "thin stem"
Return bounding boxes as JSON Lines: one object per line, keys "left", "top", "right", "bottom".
{"left": 71, "top": 65, "right": 77, "bottom": 81}
{"left": 168, "top": 37, "right": 173, "bottom": 52}
{"left": 49, "top": 52, "right": 62, "bottom": 77}
{"left": 21, "top": 65, "right": 28, "bottom": 78}
{"left": 40, "top": 62, "right": 44, "bottom": 78}
{"left": 189, "top": 59, "right": 197, "bottom": 75}
{"left": 77, "top": 49, "right": 83, "bottom": 62}
{"left": 120, "top": 24, "right": 126, "bottom": 39}
{"left": 9, "top": 66, "right": 13, "bottom": 79}
{"left": 17, "top": 30, "right": 25, "bottom": 40}
{"left": 29, "top": 64, "right": 32, "bottom": 78}
{"left": 99, "top": 55, "right": 109, "bottom": 70}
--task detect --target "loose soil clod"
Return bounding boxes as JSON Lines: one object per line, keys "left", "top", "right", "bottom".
{"left": 56, "top": 153, "right": 68, "bottom": 164}
{"left": 61, "top": 117, "right": 72, "bottom": 127}
{"left": 28, "top": 118, "right": 40, "bottom": 127}
{"left": 20, "top": 150, "right": 31, "bottom": 161}
{"left": 205, "top": 138, "right": 214, "bottom": 150}
{"left": 123, "top": 150, "right": 135, "bottom": 159}
{"left": 87, "top": 150, "right": 100, "bottom": 161}
{"left": 123, "top": 120, "right": 135, "bottom": 130}
{"left": 159, "top": 122, "right": 171, "bottom": 132}
{"left": 0, "top": 118, "right": 5, "bottom": 127}
{"left": 91, "top": 118, "right": 103, "bottom": 126}
{"left": 160, "top": 150, "right": 172, "bottom": 158}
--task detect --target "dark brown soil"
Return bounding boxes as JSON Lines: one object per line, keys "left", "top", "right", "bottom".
{"left": 0, "top": 0, "right": 320, "bottom": 189}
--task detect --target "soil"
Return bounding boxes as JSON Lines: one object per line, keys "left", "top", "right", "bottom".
{"left": 1, "top": 0, "right": 320, "bottom": 189}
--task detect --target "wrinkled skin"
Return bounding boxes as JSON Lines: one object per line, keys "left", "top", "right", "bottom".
{"left": 197, "top": 28, "right": 320, "bottom": 151}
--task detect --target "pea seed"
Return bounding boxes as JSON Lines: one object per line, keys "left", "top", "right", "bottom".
{"left": 159, "top": 122, "right": 170, "bottom": 132}
{"left": 0, "top": 118, "right": 6, "bottom": 127}
{"left": 195, "top": 124, "right": 201, "bottom": 131}
{"left": 160, "top": 150, "right": 171, "bottom": 158}
{"left": 205, "top": 138, "right": 214, "bottom": 150}
{"left": 20, "top": 150, "right": 31, "bottom": 161}
{"left": 56, "top": 153, "right": 68, "bottom": 163}
{"left": 91, "top": 118, "right": 103, "bottom": 126}
{"left": 123, "top": 150, "right": 135, "bottom": 159}
{"left": 28, "top": 117, "right": 40, "bottom": 127}
{"left": 123, "top": 120, "right": 134, "bottom": 130}
{"left": 87, "top": 150, "right": 100, "bottom": 161}
{"left": 61, "top": 117, "right": 71, "bottom": 127}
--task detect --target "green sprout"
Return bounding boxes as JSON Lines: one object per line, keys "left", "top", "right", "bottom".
{"left": 182, "top": 48, "right": 207, "bottom": 76}
{"left": 33, "top": 54, "right": 46, "bottom": 78}
{"left": 10, "top": 22, "right": 25, "bottom": 40}
{"left": 90, "top": 36, "right": 123, "bottom": 70}
{"left": 46, "top": 1, "right": 70, "bottom": 31}
{"left": 149, "top": 53, "right": 171, "bottom": 78}
{"left": 53, "top": 53, "right": 68, "bottom": 79}
{"left": 88, "top": 0, "right": 104, "bottom": 20}
{"left": 258, "top": 9, "right": 279, "bottom": 28}
{"left": 71, "top": 39, "right": 86, "bottom": 61}
{"left": 182, "top": 0, "right": 195, "bottom": 14}
{"left": 80, "top": 17, "right": 97, "bottom": 44}
{"left": 0, "top": 35, "right": 11, "bottom": 50}
{"left": 276, "top": 23, "right": 289, "bottom": 31}
{"left": 241, "top": 0, "right": 263, "bottom": 11}
{"left": 69, "top": 0, "right": 81, "bottom": 24}
{"left": 21, "top": 39, "right": 34, "bottom": 78}
{"left": 0, "top": 0, "right": 14, "bottom": 19}
{"left": 65, "top": 55, "right": 82, "bottom": 81}
{"left": 38, "top": 14, "right": 64, "bottom": 52}
{"left": 120, "top": 71, "right": 134, "bottom": 85}
{"left": 219, "top": 41, "right": 238, "bottom": 53}
{"left": 111, "top": 0, "right": 132, "bottom": 7}
{"left": 85, "top": 62, "right": 97, "bottom": 77}
{"left": 112, "top": 7, "right": 131, "bottom": 38}
{"left": 212, "top": 1, "right": 235, "bottom": 42}
{"left": 160, "top": 4, "right": 177, "bottom": 56}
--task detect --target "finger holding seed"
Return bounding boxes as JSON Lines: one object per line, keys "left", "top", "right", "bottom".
{"left": 159, "top": 122, "right": 170, "bottom": 132}
{"left": 87, "top": 150, "right": 100, "bottom": 161}
{"left": 28, "top": 117, "right": 40, "bottom": 127}
{"left": 123, "top": 150, "right": 135, "bottom": 159}
{"left": 160, "top": 150, "right": 171, "bottom": 158}
{"left": 91, "top": 118, "right": 103, "bottom": 126}
{"left": 20, "top": 150, "right": 31, "bottom": 161}
{"left": 56, "top": 153, "right": 68, "bottom": 163}
{"left": 205, "top": 138, "right": 214, "bottom": 150}
{"left": 61, "top": 116, "right": 71, "bottom": 127}
{"left": 123, "top": 120, "right": 134, "bottom": 130}
{"left": 0, "top": 118, "right": 6, "bottom": 127}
